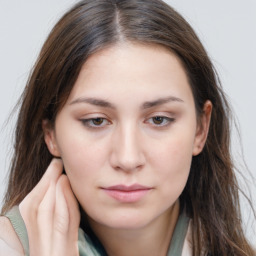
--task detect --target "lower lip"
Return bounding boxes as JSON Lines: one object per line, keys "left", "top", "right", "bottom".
{"left": 103, "top": 189, "right": 151, "bottom": 203}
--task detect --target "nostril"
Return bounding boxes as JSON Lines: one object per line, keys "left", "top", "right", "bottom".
{"left": 109, "top": 127, "right": 146, "bottom": 172}
{"left": 110, "top": 153, "right": 145, "bottom": 172}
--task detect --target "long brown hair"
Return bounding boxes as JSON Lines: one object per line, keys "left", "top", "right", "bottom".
{"left": 2, "top": 0, "right": 255, "bottom": 255}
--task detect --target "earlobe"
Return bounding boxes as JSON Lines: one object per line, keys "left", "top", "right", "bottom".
{"left": 42, "top": 119, "right": 61, "bottom": 157}
{"left": 192, "top": 100, "right": 212, "bottom": 156}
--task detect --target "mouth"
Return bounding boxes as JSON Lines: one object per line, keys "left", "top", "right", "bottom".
{"left": 101, "top": 184, "right": 152, "bottom": 203}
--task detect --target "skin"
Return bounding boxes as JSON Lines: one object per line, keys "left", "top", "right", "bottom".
{"left": 0, "top": 159, "right": 80, "bottom": 256}
{"left": 0, "top": 43, "right": 212, "bottom": 256}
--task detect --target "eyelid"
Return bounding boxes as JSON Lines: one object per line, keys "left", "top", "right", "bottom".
{"left": 80, "top": 117, "right": 111, "bottom": 129}
{"left": 145, "top": 113, "right": 175, "bottom": 127}
{"left": 79, "top": 112, "right": 176, "bottom": 130}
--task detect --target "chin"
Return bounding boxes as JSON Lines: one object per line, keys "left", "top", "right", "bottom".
{"left": 88, "top": 208, "right": 156, "bottom": 230}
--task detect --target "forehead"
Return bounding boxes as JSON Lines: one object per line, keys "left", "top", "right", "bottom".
{"left": 66, "top": 42, "right": 193, "bottom": 106}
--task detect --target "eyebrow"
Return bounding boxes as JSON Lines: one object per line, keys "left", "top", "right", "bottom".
{"left": 70, "top": 97, "right": 115, "bottom": 108}
{"left": 69, "top": 96, "right": 184, "bottom": 109}
{"left": 141, "top": 96, "right": 184, "bottom": 109}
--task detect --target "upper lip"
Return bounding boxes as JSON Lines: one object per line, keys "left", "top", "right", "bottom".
{"left": 103, "top": 184, "right": 152, "bottom": 191}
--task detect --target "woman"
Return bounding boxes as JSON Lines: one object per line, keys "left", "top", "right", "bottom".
{"left": 0, "top": 0, "right": 255, "bottom": 255}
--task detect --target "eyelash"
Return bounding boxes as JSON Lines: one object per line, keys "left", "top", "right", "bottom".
{"left": 80, "top": 118, "right": 111, "bottom": 129}
{"left": 146, "top": 116, "right": 175, "bottom": 127}
{"left": 80, "top": 116, "right": 175, "bottom": 129}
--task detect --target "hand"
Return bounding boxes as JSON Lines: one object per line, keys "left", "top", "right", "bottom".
{"left": 19, "top": 158, "right": 80, "bottom": 256}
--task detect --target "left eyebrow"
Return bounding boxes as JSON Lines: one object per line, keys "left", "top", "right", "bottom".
{"left": 141, "top": 96, "right": 184, "bottom": 109}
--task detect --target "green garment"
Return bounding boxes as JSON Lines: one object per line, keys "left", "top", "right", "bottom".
{"left": 5, "top": 206, "right": 189, "bottom": 256}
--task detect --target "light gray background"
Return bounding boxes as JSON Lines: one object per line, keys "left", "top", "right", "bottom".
{"left": 0, "top": 0, "right": 255, "bottom": 244}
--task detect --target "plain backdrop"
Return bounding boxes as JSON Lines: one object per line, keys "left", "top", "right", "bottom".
{"left": 0, "top": 0, "right": 255, "bottom": 244}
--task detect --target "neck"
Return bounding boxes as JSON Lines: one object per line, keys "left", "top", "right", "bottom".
{"left": 88, "top": 201, "right": 180, "bottom": 256}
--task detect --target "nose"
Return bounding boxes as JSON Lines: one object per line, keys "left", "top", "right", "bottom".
{"left": 110, "top": 124, "right": 145, "bottom": 172}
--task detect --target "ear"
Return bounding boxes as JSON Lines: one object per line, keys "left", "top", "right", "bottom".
{"left": 192, "top": 100, "right": 212, "bottom": 156}
{"left": 42, "top": 119, "right": 61, "bottom": 157}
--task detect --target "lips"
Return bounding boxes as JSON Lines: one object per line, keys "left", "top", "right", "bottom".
{"left": 106, "top": 184, "right": 150, "bottom": 191}
{"left": 102, "top": 184, "right": 152, "bottom": 203}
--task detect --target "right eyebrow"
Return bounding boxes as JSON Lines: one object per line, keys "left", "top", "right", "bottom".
{"left": 69, "top": 97, "right": 116, "bottom": 109}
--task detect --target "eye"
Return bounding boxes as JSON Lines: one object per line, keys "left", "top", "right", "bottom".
{"left": 91, "top": 118, "right": 104, "bottom": 126}
{"left": 80, "top": 117, "right": 110, "bottom": 129}
{"left": 152, "top": 116, "right": 165, "bottom": 125}
{"left": 147, "top": 116, "right": 175, "bottom": 127}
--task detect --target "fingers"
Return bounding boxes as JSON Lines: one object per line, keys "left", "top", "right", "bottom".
{"left": 54, "top": 175, "right": 70, "bottom": 235}
{"left": 19, "top": 158, "right": 64, "bottom": 256}
{"left": 36, "top": 183, "right": 56, "bottom": 255}
{"left": 19, "top": 158, "right": 63, "bottom": 215}
{"left": 53, "top": 175, "right": 80, "bottom": 255}
{"left": 60, "top": 175, "right": 80, "bottom": 233}
{"left": 18, "top": 158, "right": 80, "bottom": 256}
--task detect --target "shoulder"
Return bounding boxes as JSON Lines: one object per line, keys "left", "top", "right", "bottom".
{"left": 0, "top": 216, "right": 24, "bottom": 256}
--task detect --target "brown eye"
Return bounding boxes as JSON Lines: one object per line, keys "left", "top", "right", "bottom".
{"left": 147, "top": 116, "right": 175, "bottom": 127}
{"left": 92, "top": 118, "right": 104, "bottom": 125}
{"left": 81, "top": 117, "right": 110, "bottom": 129}
{"left": 152, "top": 116, "right": 164, "bottom": 125}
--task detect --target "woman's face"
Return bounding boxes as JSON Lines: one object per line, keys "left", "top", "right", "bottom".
{"left": 45, "top": 43, "right": 210, "bottom": 230}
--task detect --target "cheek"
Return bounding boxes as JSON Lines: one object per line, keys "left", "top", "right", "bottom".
{"left": 152, "top": 131, "right": 194, "bottom": 172}
{"left": 57, "top": 137, "right": 109, "bottom": 211}
{"left": 150, "top": 131, "right": 195, "bottom": 198}
{"left": 55, "top": 126, "right": 109, "bottom": 191}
